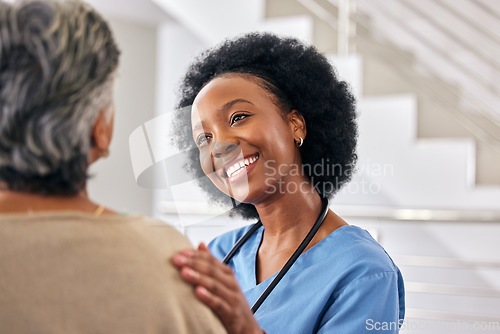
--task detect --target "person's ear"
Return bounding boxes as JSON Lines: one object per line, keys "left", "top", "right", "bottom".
{"left": 89, "top": 108, "right": 113, "bottom": 164}
{"left": 92, "top": 109, "right": 113, "bottom": 150}
{"left": 288, "top": 109, "right": 306, "bottom": 146}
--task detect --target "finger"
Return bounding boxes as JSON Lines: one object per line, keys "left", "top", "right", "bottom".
{"left": 196, "top": 285, "right": 260, "bottom": 334}
{"left": 198, "top": 242, "right": 210, "bottom": 252}
{"left": 171, "top": 249, "right": 194, "bottom": 268}
{"left": 180, "top": 266, "right": 232, "bottom": 295}
{"left": 194, "top": 285, "right": 233, "bottom": 319}
{"left": 189, "top": 248, "right": 229, "bottom": 269}
{"left": 172, "top": 249, "right": 237, "bottom": 292}
{"left": 180, "top": 266, "right": 239, "bottom": 307}
{"left": 187, "top": 254, "right": 236, "bottom": 285}
{"left": 175, "top": 248, "right": 234, "bottom": 277}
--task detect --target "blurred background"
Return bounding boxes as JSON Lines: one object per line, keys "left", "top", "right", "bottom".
{"left": 85, "top": 0, "right": 500, "bottom": 333}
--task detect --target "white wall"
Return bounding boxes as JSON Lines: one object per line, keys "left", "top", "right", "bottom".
{"left": 87, "top": 18, "right": 157, "bottom": 216}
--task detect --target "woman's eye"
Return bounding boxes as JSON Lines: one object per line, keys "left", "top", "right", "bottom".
{"left": 196, "top": 134, "right": 211, "bottom": 147}
{"left": 230, "top": 113, "right": 248, "bottom": 125}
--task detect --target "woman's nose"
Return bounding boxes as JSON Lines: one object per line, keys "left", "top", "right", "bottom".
{"left": 211, "top": 140, "right": 238, "bottom": 158}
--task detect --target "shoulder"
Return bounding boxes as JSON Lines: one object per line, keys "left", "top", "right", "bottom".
{"left": 312, "top": 226, "right": 405, "bottom": 328}
{"left": 323, "top": 225, "right": 397, "bottom": 270}
{"left": 0, "top": 214, "right": 226, "bottom": 333}
{"left": 124, "top": 216, "right": 193, "bottom": 255}
{"left": 310, "top": 225, "right": 402, "bottom": 290}
{"left": 90, "top": 216, "right": 229, "bottom": 332}
{"left": 208, "top": 223, "right": 257, "bottom": 261}
{"left": 66, "top": 214, "right": 195, "bottom": 262}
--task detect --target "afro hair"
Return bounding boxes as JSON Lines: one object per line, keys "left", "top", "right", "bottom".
{"left": 174, "top": 32, "right": 357, "bottom": 219}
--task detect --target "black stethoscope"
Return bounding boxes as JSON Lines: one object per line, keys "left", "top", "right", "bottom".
{"left": 222, "top": 196, "right": 330, "bottom": 313}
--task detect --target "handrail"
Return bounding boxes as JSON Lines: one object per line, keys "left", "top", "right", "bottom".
{"left": 402, "top": 0, "right": 500, "bottom": 76}
{"left": 472, "top": 0, "right": 500, "bottom": 28}
{"left": 337, "top": 0, "right": 351, "bottom": 55}
{"left": 437, "top": 0, "right": 500, "bottom": 45}
{"left": 332, "top": 205, "right": 500, "bottom": 223}
{"left": 358, "top": 0, "right": 500, "bottom": 122}
{"left": 297, "top": 0, "right": 338, "bottom": 26}
{"left": 296, "top": 0, "right": 500, "bottom": 153}
{"left": 354, "top": 32, "right": 500, "bottom": 152}
{"left": 394, "top": 255, "right": 500, "bottom": 270}
{"left": 405, "top": 282, "right": 500, "bottom": 298}
{"left": 405, "top": 308, "right": 500, "bottom": 323}
{"left": 159, "top": 201, "right": 500, "bottom": 223}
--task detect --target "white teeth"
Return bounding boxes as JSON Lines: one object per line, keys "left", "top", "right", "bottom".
{"left": 226, "top": 155, "right": 259, "bottom": 178}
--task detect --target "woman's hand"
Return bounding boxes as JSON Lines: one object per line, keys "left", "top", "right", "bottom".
{"left": 172, "top": 243, "right": 263, "bottom": 334}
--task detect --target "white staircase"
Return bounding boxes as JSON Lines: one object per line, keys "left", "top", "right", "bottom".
{"left": 335, "top": 93, "right": 500, "bottom": 209}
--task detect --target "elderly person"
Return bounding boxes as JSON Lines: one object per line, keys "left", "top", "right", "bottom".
{"left": 0, "top": 1, "right": 225, "bottom": 333}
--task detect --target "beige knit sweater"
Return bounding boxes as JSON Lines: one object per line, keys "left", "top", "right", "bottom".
{"left": 0, "top": 212, "right": 226, "bottom": 334}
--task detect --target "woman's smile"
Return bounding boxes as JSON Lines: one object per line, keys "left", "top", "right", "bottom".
{"left": 223, "top": 153, "right": 260, "bottom": 182}
{"left": 191, "top": 74, "right": 303, "bottom": 203}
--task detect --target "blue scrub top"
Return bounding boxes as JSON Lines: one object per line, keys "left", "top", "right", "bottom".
{"left": 209, "top": 225, "right": 405, "bottom": 334}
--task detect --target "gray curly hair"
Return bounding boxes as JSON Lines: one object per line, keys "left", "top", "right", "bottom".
{"left": 0, "top": 0, "right": 120, "bottom": 195}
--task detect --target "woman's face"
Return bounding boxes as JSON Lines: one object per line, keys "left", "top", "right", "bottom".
{"left": 191, "top": 75, "right": 304, "bottom": 204}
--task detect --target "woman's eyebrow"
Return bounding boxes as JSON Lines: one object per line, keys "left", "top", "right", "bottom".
{"left": 218, "top": 98, "right": 253, "bottom": 112}
{"left": 193, "top": 99, "right": 254, "bottom": 132}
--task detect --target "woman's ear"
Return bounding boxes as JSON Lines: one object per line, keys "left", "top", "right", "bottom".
{"left": 92, "top": 109, "right": 113, "bottom": 150}
{"left": 89, "top": 108, "right": 114, "bottom": 164}
{"left": 288, "top": 109, "right": 307, "bottom": 142}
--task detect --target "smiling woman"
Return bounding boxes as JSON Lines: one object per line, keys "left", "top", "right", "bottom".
{"left": 190, "top": 74, "right": 308, "bottom": 204}
{"left": 172, "top": 33, "right": 405, "bottom": 334}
